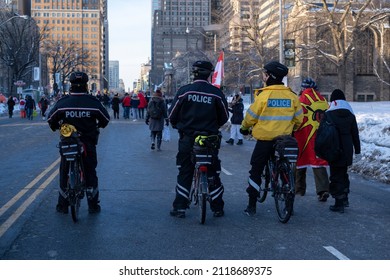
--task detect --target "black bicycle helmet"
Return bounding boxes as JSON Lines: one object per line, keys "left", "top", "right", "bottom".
{"left": 192, "top": 60, "right": 214, "bottom": 79}
{"left": 69, "top": 72, "right": 89, "bottom": 93}
{"left": 301, "top": 77, "right": 317, "bottom": 89}
{"left": 69, "top": 71, "right": 89, "bottom": 84}
{"left": 263, "top": 61, "right": 288, "bottom": 80}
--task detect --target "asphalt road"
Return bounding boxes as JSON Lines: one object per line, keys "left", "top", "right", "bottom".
{"left": 0, "top": 114, "right": 389, "bottom": 260}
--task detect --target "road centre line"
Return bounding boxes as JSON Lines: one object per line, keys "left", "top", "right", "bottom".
{"left": 0, "top": 169, "right": 59, "bottom": 239}
{"left": 323, "top": 246, "right": 350, "bottom": 260}
{"left": 0, "top": 157, "right": 60, "bottom": 218}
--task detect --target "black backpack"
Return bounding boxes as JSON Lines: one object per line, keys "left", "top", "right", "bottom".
{"left": 315, "top": 112, "right": 342, "bottom": 162}
{"left": 148, "top": 100, "right": 163, "bottom": 119}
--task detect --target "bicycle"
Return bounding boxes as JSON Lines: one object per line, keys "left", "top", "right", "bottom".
{"left": 190, "top": 132, "right": 220, "bottom": 224}
{"left": 58, "top": 124, "right": 86, "bottom": 223}
{"left": 257, "top": 135, "right": 298, "bottom": 223}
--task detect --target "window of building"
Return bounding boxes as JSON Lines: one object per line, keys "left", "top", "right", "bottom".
{"left": 355, "top": 30, "right": 374, "bottom": 75}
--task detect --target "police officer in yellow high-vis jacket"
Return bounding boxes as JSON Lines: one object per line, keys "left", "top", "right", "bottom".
{"left": 240, "top": 61, "right": 303, "bottom": 216}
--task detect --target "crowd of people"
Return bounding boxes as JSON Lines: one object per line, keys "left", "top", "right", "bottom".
{"left": 1, "top": 60, "right": 361, "bottom": 218}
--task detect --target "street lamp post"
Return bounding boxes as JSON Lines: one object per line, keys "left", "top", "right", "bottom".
{"left": 0, "top": 14, "right": 28, "bottom": 27}
{"left": 186, "top": 27, "right": 217, "bottom": 52}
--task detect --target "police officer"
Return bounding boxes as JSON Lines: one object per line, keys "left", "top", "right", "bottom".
{"left": 168, "top": 61, "right": 229, "bottom": 218}
{"left": 240, "top": 61, "right": 303, "bottom": 216}
{"left": 47, "top": 72, "right": 110, "bottom": 214}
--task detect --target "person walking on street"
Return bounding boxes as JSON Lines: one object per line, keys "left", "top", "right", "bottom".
{"left": 325, "top": 89, "right": 361, "bottom": 213}
{"left": 130, "top": 93, "right": 140, "bottom": 121}
{"left": 39, "top": 95, "right": 49, "bottom": 120}
{"left": 25, "top": 95, "right": 36, "bottom": 120}
{"left": 19, "top": 96, "right": 26, "bottom": 118}
{"left": 294, "top": 78, "right": 330, "bottom": 201}
{"left": 122, "top": 93, "right": 131, "bottom": 119}
{"left": 137, "top": 91, "right": 148, "bottom": 119}
{"left": 145, "top": 89, "right": 168, "bottom": 151}
{"left": 7, "top": 96, "right": 15, "bottom": 118}
{"left": 47, "top": 71, "right": 110, "bottom": 214}
{"left": 111, "top": 93, "right": 121, "bottom": 119}
{"left": 240, "top": 61, "right": 303, "bottom": 216}
{"left": 226, "top": 92, "right": 244, "bottom": 145}
{"left": 168, "top": 60, "right": 229, "bottom": 218}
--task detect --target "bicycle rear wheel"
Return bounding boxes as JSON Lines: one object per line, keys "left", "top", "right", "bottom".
{"left": 68, "top": 160, "right": 82, "bottom": 223}
{"left": 198, "top": 171, "right": 208, "bottom": 224}
{"left": 274, "top": 159, "right": 295, "bottom": 223}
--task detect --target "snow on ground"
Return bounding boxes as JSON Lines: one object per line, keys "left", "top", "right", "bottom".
{"left": 1, "top": 100, "right": 390, "bottom": 184}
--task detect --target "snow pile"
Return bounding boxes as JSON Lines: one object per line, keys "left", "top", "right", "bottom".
{"left": 350, "top": 102, "right": 390, "bottom": 184}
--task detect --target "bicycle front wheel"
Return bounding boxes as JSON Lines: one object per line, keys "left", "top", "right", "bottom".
{"left": 257, "top": 164, "right": 270, "bottom": 203}
{"left": 274, "top": 159, "right": 295, "bottom": 223}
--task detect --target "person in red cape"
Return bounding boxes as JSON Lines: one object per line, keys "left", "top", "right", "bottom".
{"left": 294, "top": 78, "right": 330, "bottom": 202}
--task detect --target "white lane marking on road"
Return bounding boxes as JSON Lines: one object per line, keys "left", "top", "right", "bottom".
{"left": 221, "top": 167, "right": 232, "bottom": 175}
{"left": 0, "top": 169, "right": 59, "bottom": 238}
{"left": 323, "top": 246, "right": 350, "bottom": 260}
{"left": 0, "top": 157, "right": 60, "bottom": 217}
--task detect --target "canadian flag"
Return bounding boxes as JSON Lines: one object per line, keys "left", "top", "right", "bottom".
{"left": 212, "top": 51, "right": 224, "bottom": 88}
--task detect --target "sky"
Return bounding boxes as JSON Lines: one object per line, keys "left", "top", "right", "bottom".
{"left": 108, "top": 1, "right": 152, "bottom": 91}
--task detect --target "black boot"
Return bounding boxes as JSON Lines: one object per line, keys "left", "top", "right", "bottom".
{"left": 329, "top": 199, "right": 344, "bottom": 213}
{"left": 244, "top": 196, "right": 257, "bottom": 216}
{"left": 237, "top": 139, "right": 243, "bottom": 145}
{"left": 226, "top": 138, "right": 234, "bottom": 145}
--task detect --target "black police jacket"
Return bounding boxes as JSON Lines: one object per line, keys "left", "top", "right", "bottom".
{"left": 168, "top": 79, "right": 229, "bottom": 136}
{"left": 47, "top": 93, "right": 110, "bottom": 144}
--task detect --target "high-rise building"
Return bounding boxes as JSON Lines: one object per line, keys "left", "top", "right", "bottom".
{"left": 31, "top": 0, "right": 108, "bottom": 93}
{"left": 151, "top": 0, "right": 219, "bottom": 88}
{"left": 109, "top": 60, "right": 119, "bottom": 90}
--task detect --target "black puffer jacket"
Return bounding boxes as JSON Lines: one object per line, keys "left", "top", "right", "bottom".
{"left": 327, "top": 100, "right": 361, "bottom": 167}
{"left": 228, "top": 98, "right": 244, "bottom": 125}
{"left": 47, "top": 93, "right": 110, "bottom": 144}
{"left": 168, "top": 79, "right": 229, "bottom": 135}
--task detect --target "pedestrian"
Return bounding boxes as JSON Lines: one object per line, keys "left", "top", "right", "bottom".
{"left": 111, "top": 93, "right": 121, "bottom": 119}
{"left": 102, "top": 93, "right": 110, "bottom": 111}
{"left": 7, "top": 96, "right": 15, "bottom": 118}
{"left": 137, "top": 91, "right": 148, "bottom": 119}
{"left": 294, "top": 78, "right": 330, "bottom": 201}
{"left": 145, "top": 89, "right": 168, "bottom": 151}
{"left": 240, "top": 61, "right": 303, "bottom": 216}
{"left": 19, "top": 96, "right": 26, "bottom": 118}
{"left": 47, "top": 71, "right": 110, "bottom": 214}
{"left": 325, "top": 89, "right": 361, "bottom": 213}
{"left": 38, "top": 95, "right": 49, "bottom": 120}
{"left": 226, "top": 92, "right": 244, "bottom": 145}
{"left": 168, "top": 60, "right": 229, "bottom": 218}
{"left": 130, "top": 93, "right": 140, "bottom": 121}
{"left": 25, "top": 95, "right": 36, "bottom": 120}
{"left": 122, "top": 93, "right": 131, "bottom": 119}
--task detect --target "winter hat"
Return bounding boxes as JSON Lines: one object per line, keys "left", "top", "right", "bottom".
{"left": 301, "top": 77, "right": 317, "bottom": 90}
{"left": 263, "top": 61, "right": 288, "bottom": 81}
{"left": 330, "top": 89, "right": 346, "bottom": 102}
{"left": 154, "top": 89, "right": 163, "bottom": 97}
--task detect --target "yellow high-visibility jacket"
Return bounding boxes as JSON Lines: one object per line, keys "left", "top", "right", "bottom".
{"left": 242, "top": 85, "right": 303, "bottom": 141}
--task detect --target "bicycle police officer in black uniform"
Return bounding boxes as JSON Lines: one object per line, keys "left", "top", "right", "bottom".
{"left": 47, "top": 72, "right": 110, "bottom": 214}
{"left": 168, "top": 61, "right": 229, "bottom": 218}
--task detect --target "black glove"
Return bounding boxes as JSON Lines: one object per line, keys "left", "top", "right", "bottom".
{"left": 145, "top": 119, "right": 149, "bottom": 125}
{"left": 165, "top": 119, "right": 169, "bottom": 126}
{"left": 240, "top": 126, "right": 250, "bottom": 136}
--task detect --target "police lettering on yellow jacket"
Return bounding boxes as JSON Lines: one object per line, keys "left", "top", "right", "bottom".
{"left": 242, "top": 85, "right": 303, "bottom": 141}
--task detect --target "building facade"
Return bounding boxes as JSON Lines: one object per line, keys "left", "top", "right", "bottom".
{"left": 30, "top": 0, "right": 108, "bottom": 94}
{"left": 108, "top": 60, "right": 119, "bottom": 91}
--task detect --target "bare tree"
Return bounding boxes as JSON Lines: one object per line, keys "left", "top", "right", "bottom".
{"left": 0, "top": 11, "right": 43, "bottom": 95}
{"left": 287, "top": 0, "right": 389, "bottom": 91}
{"left": 43, "top": 40, "right": 91, "bottom": 93}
